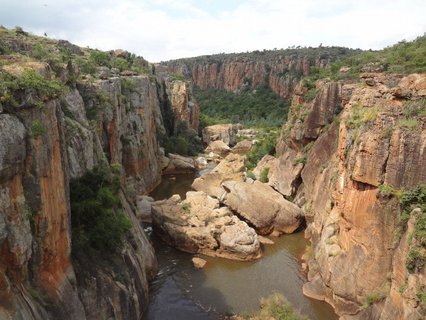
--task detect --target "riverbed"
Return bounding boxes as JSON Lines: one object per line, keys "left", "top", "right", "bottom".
{"left": 143, "top": 170, "right": 337, "bottom": 320}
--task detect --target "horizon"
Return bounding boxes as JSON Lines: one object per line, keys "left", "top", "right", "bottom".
{"left": 0, "top": 0, "right": 425, "bottom": 62}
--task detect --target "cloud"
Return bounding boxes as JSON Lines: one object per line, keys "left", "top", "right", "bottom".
{"left": 0, "top": 0, "right": 425, "bottom": 62}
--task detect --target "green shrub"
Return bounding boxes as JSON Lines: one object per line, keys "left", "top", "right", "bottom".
{"left": 70, "top": 164, "right": 132, "bottom": 253}
{"left": 14, "top": 26, "right": 28, "bottom": 36}
{"left": 121, "top": 78, "right": 137, "bottom": 93}
{"left": 398, "top": 118, "right": 419, "bottom": 129}
{"left": 246, "top": 293, "right": 308, "bottom": 320}
{"left": 304, "top": 88, "right": 316, "bottom": 102}
{"left": 31, "top": 43, "right": 49, "bottom": 60}
{"left": 182, "top": 202, "right": 191, "bottom": 214}
{"left": 75, "top": 57, "right": 96, "bottom": 75}
{"left": 346, "top": 105, "right": 379, "bottom": 129}
{"left": 259, "top": 167, "right": 270, "bottom": 183}
{"left": 246, "top": 130, "right": 278, "bottom": 170}
{"left": 377, "top": 184, "right": 395, "bottom": 198}
{"left": 89, "top": 50, "right": 111, "bottom": 67}
{"left": 0, "top": 71, "right": 19, "bottom": 108}
{"left": 417, "top": 289, "right": 426, "bottom": 313}
{"left": 111, "top": 57, "right": 129, "bottom": 71}
{"left": 397, "top": 184, "right": 426, "bottom": 273}
{"left": 365, "top": 291, "right": 386, "bottom": 306}
{"left": 246, "top": 170, "right": 256, "bottom": 180}
{"left": 31, "top": 120, "right": 46, "bottom": 137}
{"left": 169, "top": 73, "right": 185, "bottom": 81}
{"left": 293, "top": 155, "right": 307, "bottom": 166}
{"left": 19, "top": 69, "right": 64, "bottom": 100}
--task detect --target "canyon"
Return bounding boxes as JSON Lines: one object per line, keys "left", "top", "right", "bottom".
{"left": 0, "top": 27, "right": 425, "bottom": 320}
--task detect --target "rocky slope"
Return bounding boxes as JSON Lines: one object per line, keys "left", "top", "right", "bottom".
{"left": 162, "top": 47, "right": 359, "bottom": 100}
{"left": 0, "top": 29, "right": 199, "bottom": 320}
{"left": 261, "top": 70, "right": 426, "bottom": 319}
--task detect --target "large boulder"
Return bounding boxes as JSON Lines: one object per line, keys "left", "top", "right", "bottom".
{"left": 192, "top": 153, "right": 245, "bottom": 199}
{"left": 222, "top": 180, "right": 304, "bottom": 235}
{"left": 163, "top": 153, "right": 195, "bottom": 174}
{"left": 254, "top": 149, "right": 303, "bottom": 197}
{"left": 231, "top": 139, "right": 253, "bottom": 155}
{"left": 151, "top": 192, "right": 262, "bottom": 261}
{"left": 205, "top": 140, "right": 231, "bottom": 157}
{"left": 202, "top": 124, "right": 240, "bottom": 146}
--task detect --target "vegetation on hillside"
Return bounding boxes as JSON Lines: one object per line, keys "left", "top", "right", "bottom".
{"left": 306, "top": 34, "right": 426, "bottom": 82}
{"left": 165, "top": 45, "right": 359, "bottom": 66}
{"left": 0, "top": 26, "right": 152, "bottom": 82}
{"left": 194, "top": 86, "right": 290, "bottom": 128}
{"left": 70, "top": 164, "right": 132, "bottom": 254}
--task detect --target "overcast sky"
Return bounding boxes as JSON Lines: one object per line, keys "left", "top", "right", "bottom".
{"left": 1, "top": 0, "right": 425, "bottom": 62}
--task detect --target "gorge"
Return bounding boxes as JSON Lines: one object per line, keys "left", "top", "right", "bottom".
{"left": 0, "top": 26, "right": 425, "bottom": 320}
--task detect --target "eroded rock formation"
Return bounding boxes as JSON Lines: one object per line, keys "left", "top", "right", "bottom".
{"left": 271, "top": 73, "right": 426, "bottom": 319}
{"left": 0, "top": 39, "right": 200, "bottom": 319}
{"left": 163, "top": 47, "right": 358, "bottom": 99}
{"left": 151, "top": 191, "right": 262, "bottom": 261}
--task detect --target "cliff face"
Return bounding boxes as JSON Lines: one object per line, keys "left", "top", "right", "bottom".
{"left": 273, "top": 72, "right": 426, "bottom": 319}
{"left": 0, "top": 41, "right": 198, "bottom": 319}
{"left": 163, "top": 47, "right": 357, "bottom": 99}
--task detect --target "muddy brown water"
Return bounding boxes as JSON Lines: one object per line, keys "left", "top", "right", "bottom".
{"left": 143, "top": 168, "right": 337, "bottom": 320}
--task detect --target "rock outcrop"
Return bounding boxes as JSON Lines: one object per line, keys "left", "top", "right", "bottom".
{"left": 163, "top": 47, "right": 358, "bottom": 100}
{"left": 151, "top": 191, "right": 262, "bottom": 261}
{"left": 272, "top": 73, "right": 426, "bottom": 319}
{"left": 202, "top": 123, "right": 240, "bottom": 146}
{"left": 205, "top": 140, "right": 231, "bottom": 157}
{"left": 192, "top": 153, "right": 246, "bottom": 199}
{"left": 163, "top": 153, "right": 196, "bottom": 174}
{"left": 165, "top": 79, "right": 200, "bottom": 131}
{"left": 222, "top": 180, "right": 304, "bottom": 235}
{"left": 0, "top": 34, "right": 200, "bottom": 320}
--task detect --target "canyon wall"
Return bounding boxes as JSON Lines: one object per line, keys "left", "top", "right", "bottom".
{"left": 271, "top": 72, "right": 426, "bottom": 319}
{"left": 0, "top": 46, "right": 198, "bottom": 319}
{"left": 163, "top": 47, "right": 358, "bottom": 99}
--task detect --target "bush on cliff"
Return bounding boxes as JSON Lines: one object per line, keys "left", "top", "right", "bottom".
{"left": 399, "top": 184, "right": 426, "bottom": 273}
{"left": 70, "top": 164, "right": 132, "bottom": 254}
{"left": 246, "top": 129, "right": 278, "bottom": 170}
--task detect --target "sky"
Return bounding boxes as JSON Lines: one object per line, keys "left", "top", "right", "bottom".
{"left": 0, "top": 0, "right": 425, "bottom": 62}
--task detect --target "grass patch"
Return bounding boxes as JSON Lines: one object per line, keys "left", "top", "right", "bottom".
{"left": 259, "top": 167, "right": 270, "bottom": 183}
{"left": 345, "top": 104, "right": 379, "bottom": 130}
{"left": 398, "top": 118, "right": 419, "bottom": 129}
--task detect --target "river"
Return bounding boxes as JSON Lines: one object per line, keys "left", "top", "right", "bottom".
{"left": 143, "top": 169, "right": 337, "bottom": 320}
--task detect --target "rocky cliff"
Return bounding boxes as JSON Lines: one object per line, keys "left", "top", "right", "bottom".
{"left": 268, "top": 71, "right": 426, "bottom": 319}
{"left": 162, "top": 47, "right": 359, "bottom": 99}
{"left": 0, "top": 29, "right": 199, "bottom": 320}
